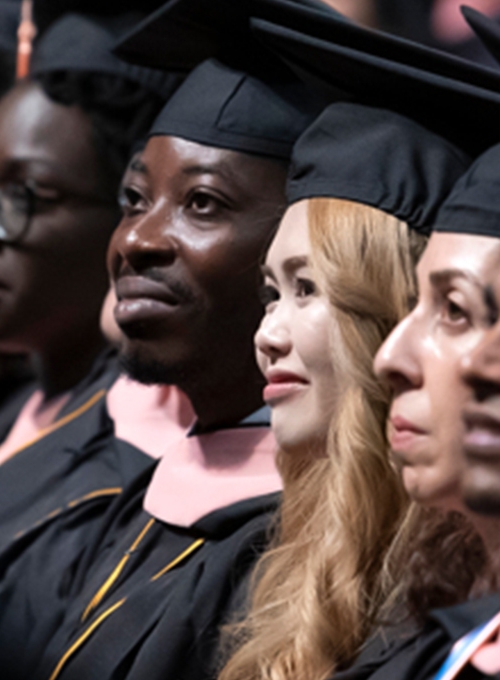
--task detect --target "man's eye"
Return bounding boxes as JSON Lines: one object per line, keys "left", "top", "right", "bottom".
{"left": 187, "top": 191, "right": 224, "bottom": 216}
{"left": 259, "top": 284, "right": 279, "bottom": 308}
{"left": 295, "top": 278, "right": 316, "bottom": 298}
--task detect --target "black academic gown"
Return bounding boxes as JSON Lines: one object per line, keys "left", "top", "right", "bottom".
{"left": 0, "top": 352, "right": 154, "bottom": 678}
{"left": 26, "top": 460, "right": 278, "bottom": 680}
{"left": 336, "top": 593, "right": 500, "bottom": 680}
{"left": 0, "top": 349, "right": 154, "bottom": 551}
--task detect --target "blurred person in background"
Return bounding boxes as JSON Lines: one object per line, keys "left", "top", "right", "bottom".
{"left": 0, "top": 11, "right": 187, "bottom": 673}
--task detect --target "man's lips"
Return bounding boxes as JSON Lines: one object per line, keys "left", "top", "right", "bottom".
{"left": 389, "top": 415, "right": 427, "bottom": 451}
{"left": 115, "top": 276, "right": 180, "bottom": 305}
{"left": 463, "top": 405, "right": 500, "bottom": 458}
{"left": 263, "top": 370, "right": 308, "bottom": 404}
{"left": 114, "top": 276, "right": 183, "bottom": 325}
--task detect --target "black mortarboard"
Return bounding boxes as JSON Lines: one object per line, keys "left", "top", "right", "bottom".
{"left": 288, "top": 102, "right": 471, "bottom": 234}
{"left": 435, "top": 143, "right": 500, "bottom": 238}
{"left": 31, "top": 12, "right": 181, "bottom": 99}
{"left": 114, "top": 0, "right": 327, "bottom": 160}
{"left": 149, "top": 57, "right": 324, "bottom": 160}
{"left": 249, "top": 10, "right": 500, "bottom": 156}
{"left": 462, "top": 5, "right": 500, "bottom": 66}
{"left": 0, "top": 0, "right": 20, "bottom": 53}
{"left": 114, "top": 0, "right": 347, "bottom": 72}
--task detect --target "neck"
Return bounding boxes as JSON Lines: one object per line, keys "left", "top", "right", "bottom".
{"left": 31, "top": 327, "right": 107, "bottom": 401}
{"left": 184, "top": 362, "right": 266, "bottom": 432}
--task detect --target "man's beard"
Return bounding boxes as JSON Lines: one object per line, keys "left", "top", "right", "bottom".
{"left": 119, "top": 349, "right": 186, "bottom": 386}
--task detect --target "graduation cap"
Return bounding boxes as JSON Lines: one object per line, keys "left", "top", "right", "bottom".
{"left": 287, "top": 102, "right": 470, "bottom": 234}
{"left": 114, "top": 0, "right": 347, "bottom": 72}
{"left": 31, "top": 12, "right": 182, "bottom": 99}
{"left": 462, "top": 5, "right": 500, "bottom": 67}
{"left": 114, "top": 0, "right": 328, "bottom": 160}
{"left": 248, "top": 7, "right": 500, "bottom": 156}
{"left": 435, "top": 142, "right": 500, "bottom": 238}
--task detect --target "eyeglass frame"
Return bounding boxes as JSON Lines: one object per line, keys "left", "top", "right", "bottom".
{"left": 0, "top": 178, "right": 119, "bottom": 245}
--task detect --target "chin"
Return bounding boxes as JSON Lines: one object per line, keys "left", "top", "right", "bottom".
{"left": 272, "top": 422, "right": 325, "bottom": 458}
{"left": 119, "top": 341, "right": 187, "bottom": 387}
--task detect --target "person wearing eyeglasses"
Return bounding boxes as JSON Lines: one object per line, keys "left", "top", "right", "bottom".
{"left": 0, "top": 11, "right": 177, "bottom": 461}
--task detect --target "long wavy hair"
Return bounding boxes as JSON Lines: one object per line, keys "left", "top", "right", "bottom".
{"left": 218, "top": 198, "right": 428, "bottom": 680}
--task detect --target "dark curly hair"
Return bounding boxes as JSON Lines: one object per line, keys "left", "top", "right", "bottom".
{"left": 35, "top": 70, "right": 166, "bottom": 195}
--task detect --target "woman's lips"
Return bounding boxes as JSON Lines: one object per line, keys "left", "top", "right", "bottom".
{"left": 463, "top": 407, "right": 500, "bottom": 458}
{"left": 389, "top": 415, "right": 427, "bottom": 451}
{"left": 263, "top": 370, "right": 308, "bottom": 405}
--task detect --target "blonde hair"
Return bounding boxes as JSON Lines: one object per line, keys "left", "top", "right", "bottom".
{"left": 219, "top": 198, "right": 427, "bottom": 680}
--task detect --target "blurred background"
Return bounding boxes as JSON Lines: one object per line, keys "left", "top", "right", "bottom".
{"left": 2, "top": 0, "right": 500, "bottom": 99}
{"left": 323, "top": 0, "right": 500, "bottom": 64}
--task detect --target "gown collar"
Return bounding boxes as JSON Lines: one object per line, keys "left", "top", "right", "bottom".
{"left": 144, "top": 407, "right": 282, "bottom": 527}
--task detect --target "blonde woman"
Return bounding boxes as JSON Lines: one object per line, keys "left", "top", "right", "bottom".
{"left": 218, "top": 102, "right": 470, "bottom": 680}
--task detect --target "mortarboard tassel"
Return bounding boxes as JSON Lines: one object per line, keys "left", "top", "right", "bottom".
{"left": 16, "top": 0, "right": 37, "bottom": 80}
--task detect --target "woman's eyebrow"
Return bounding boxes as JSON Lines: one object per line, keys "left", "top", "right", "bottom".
{"left": 429, "top": 268, "right": 482, "bottom": 291}
{"left": 283, "top": 255, "right": 309, "bottom": 276}
{"left": 261, "top": 256, "right": 309, "bottom": 282}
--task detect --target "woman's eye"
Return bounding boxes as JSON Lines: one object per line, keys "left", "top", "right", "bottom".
{"left": 118, "top": 187, "right": 145, "bottom": 215}
{"left": 441, "top": 296, "right": 469, "bottom": 328}
{"left": 446, "top": 300, "right": 464, "bottom": 320}
{"left": 259, "top": 284, "right": 280, "bottom": 309}
{"left": 4, "top": 184, "right": 31, "bottom": 212}
{"left": 295, "top": 277, "right": 316, "bottom": 298}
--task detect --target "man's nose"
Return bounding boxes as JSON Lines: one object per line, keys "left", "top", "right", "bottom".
{"left": 107, "top": 205, "right": 179, "bottom": 278}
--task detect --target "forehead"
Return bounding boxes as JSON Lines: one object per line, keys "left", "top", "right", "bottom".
{"left": 417, "top": 232, "right": 500, "bottom": 285}
{"left": 266, "top": 200, "right": 310, "bottom": 268}
{"left": 0, "top": 83, "right": 101, "bottom": 191}
{"left": 0, "top": 81, "right": 97, "bottom": 178}
{"left": 141, "top": 135, "right": 287, "bottom": 194}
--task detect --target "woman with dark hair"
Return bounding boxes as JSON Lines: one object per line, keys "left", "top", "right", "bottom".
{"left": 0, "top": 12, "right": 178, "bottom": 460}
{"left": 0, "top": 13, "right": 187, "bottom": 675}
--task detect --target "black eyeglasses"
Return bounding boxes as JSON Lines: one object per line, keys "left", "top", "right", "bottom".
{"left": 0, "top": 180, "right": 39, "bottom": 244}
{"left": 0, "top": 179, "right": 119, "bottom": 244}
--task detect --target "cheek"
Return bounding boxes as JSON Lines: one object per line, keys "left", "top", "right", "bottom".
{"left": 24, "top": 214, "right": 113, "bottom": 301}
{"left": 296, "top": 303, "right": 335, "bottom": 382}
{"left": 255, "top": 343, "right": 268, "bottom": 379}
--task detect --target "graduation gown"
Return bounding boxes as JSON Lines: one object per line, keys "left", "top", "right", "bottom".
{"left": 0, "top": 353, "right": 154, "bottom": 678}
{"left": 25, "top": 461, "right": 279, "bottom": 680}
{"left": 335, "top": 593, "right": 500, "bottom": 680}
{"left": 0, "top": 348, "right": 151, "bottom": 552}
{"left": 0, "top": 402, "right": 279, "bottom": 680}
